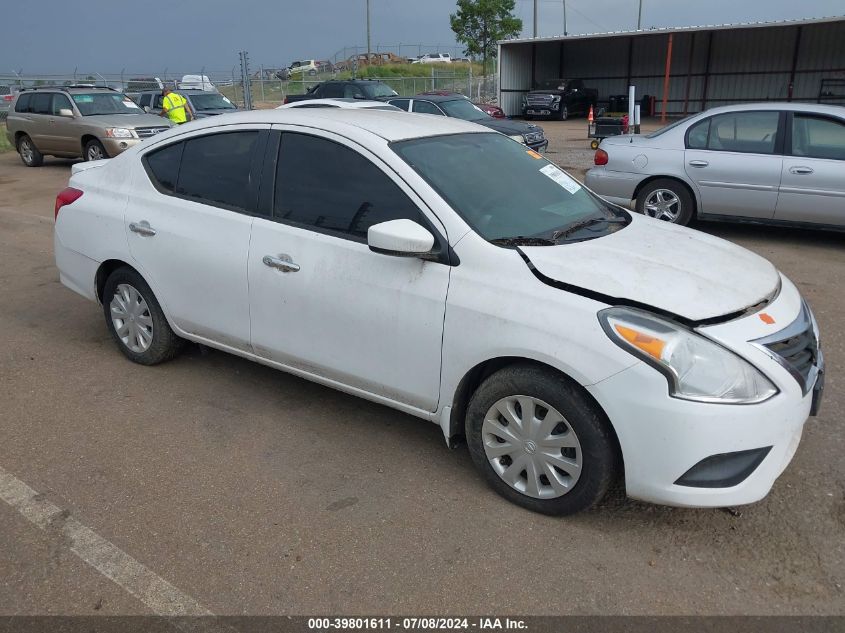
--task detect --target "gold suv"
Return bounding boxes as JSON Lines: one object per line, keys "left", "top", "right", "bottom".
{"left": 5, "top": 85, "right": 172, "bottom": 166}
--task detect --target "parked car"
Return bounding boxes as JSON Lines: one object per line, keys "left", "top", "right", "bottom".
{"left": 282, "top": 80, "right": 398, "bottom": 105}
{"left": 278, "top": 98, "right": 403, "bottom": 111}
{"left": 136, "top": 89, "right": 239, "bottom": 119}
{"left": 0, "top": 84, "right": 18, "bottom": 117}
{"left": 126, "top": 77, "right": 164, "bottom": 94}
{"left": 585, "top": 103, "right": 845, "bottom": 229}
{"left": 52, "top": 109, "right": 822, "bottom": 515}
{"left": 288, "top": 60, "right": 319, "bottom": 76}
{"left": 178, "top": 75, "right": 216, "bottom": 91}
{"left": 5, "top": 86, "right": 171, "bottom": 165}
{"left": 413, "top": 53, "right": 452, "bottom": 64}
{"left": 388, "top": 94, "right": 547, "bottom": 152}
{"left": 523, "top": 78, "right": 598, "bottom": 120}
{"left": 418, "top": 91, "right": 507, "bottom": 118}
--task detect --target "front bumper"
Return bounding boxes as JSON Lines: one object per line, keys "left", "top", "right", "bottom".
{"left": 586, "top": 274, "right": 820, "bottom": 508}
{"left": 101, "top": 137, "right": 142, "bottom": 156}
{"left": 528, "top": 139, "right": 549, "bottom": 153}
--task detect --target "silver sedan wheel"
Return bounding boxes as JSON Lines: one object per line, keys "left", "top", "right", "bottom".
{"left": 86, "top": 143, "right": 105, "bottom": 161}
{"left": 19, "top": 138, "right": 34, "bottom": 164}
{"left": 644, "top": 189, "right": 681, "bottom": 222}
{"left": 109, "top": 283, "right": 154, "bottom": 353}
{"left": 482, "top": 395, "right": 583, "bottom": 500}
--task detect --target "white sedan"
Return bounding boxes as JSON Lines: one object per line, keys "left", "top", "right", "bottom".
{"left": 53, "top": 109, "right": 822, "bottom": 515}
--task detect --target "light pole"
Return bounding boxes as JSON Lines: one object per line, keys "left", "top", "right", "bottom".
{"left": 366, "top": 0, "right": 371, "bottom": 61}
{"left": 533, "top": 0, "right": 538, "bottom": 37}
{"left": 637, "top": 0, "right": 643, "bottom": 30}
{"left": 563, "top": 1, "right": 567, "bottom": 35}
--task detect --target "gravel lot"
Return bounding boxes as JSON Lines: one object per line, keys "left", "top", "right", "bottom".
{"left": 0, "top": 126, "right": 843, "bottom": 616}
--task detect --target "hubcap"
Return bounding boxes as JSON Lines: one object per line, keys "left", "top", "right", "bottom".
{"left": 482, "top": 396, "right": 583, "bottom": 500}
{"left": 109, "top": 284, "right": 153, "bottom": 353}
{"left": 644, "top": 189, "right": 681, "bottom": 222}
{"left": 87, "top": 144, "right": 104, "bottom": 161}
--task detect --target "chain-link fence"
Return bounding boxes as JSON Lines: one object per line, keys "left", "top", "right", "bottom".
{"left": 0, "top": 66, "right": 500, "bottom": 113}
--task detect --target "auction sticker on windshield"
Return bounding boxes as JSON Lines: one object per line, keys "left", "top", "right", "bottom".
{"left": 539, "top": 163, "right": 581, "bottom": 194}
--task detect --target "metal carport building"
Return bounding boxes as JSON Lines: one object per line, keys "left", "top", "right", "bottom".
{"left": 497, "top": 16, "right": 845, "bottom": 118}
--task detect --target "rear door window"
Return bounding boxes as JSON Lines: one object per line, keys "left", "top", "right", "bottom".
{"left": 686, "top": 119, "right": 710, "bottom": 149}
{"left": 175, "top": 131, "right": 260, "bottom": 210}
{"left": 412, "top": 101, "right": 445, "bottom": 115}
{"left": 30, "top": 93, "right": 52, "bottom": 115}
{"left": 705, "top": 111, "right": 780, "bottom": 154}
{"left": 388, "top": 99, "right": 410, "bottom": 111}
{"left": 319, "top": 83, "right": 344, "bottom": 98}
{"left": 14, "top": 93, "right": 32, "bottom": 113}
{"left": 273, "top": 132, "right": 422, "bottom": 240}
{"left": 790, "top": 114, "right": 845, "bottom": 161}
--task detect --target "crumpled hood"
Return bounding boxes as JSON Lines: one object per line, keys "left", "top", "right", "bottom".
{"left": 520, "top": 214, "right": 780, "bottom": 321}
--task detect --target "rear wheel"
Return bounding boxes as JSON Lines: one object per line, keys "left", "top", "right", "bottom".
{"left": 636, "top": 178, "right": 694, "bottom": 225}
{"left": 465, "top": 364, "right": 618, "bottom": 516}
{"left": 84, "top": 139, "right": 109, "bottom": 162}
{"left": 102, "top": 267, "right": 184, "bottom": 365}
{"left": 17, "top": 135, "right": 43, "bottom": 167}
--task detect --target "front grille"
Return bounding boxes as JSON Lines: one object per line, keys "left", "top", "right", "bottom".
{"left": 134, "top": 127, "right": 169, "bottom": 139}
{"left": 754, "top": 302, "right": 820, "bottom": 394}
{"left": 526, "top": 95, "right": 554, "bottom": 107}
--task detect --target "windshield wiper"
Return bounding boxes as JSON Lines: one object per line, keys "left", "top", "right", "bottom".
{"left": 552, "top": 216, "right": 628, "bottom": 241}
{"left": 490, "top": 236, "right": 557, "bottom": 247}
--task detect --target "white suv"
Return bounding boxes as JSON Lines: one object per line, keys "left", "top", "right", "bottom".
{"left": 52, "top": 109, "right": 822, "bottom": 515}
{"left": 413, "top": 53, "right": 452, "bottom": 64}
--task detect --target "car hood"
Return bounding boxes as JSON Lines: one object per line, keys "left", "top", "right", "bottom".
{"left": 478, "top": 118, "right": 541, "bottom": 136}
{"left": 194, "top": 109, "right": 239, "bottom": 118}
{"left": 520, "top": 213, "right": 780, "bottom": 322}
{"left": 81, "top": 113, "right": 171, "bottom": 128}
{"left": 527, "top": 88, "right": 565, "bottom": 95}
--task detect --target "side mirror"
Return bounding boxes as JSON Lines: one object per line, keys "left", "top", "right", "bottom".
{"left": 58, "top": 108, "right": 74, "bottom": 117}
{"left": 368, "top": 219, "right": 435, "bottom": 257}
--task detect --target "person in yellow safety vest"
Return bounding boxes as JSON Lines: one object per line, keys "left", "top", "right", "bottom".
{"left": 160, "top": 87, "right": 192, "bottom": 125}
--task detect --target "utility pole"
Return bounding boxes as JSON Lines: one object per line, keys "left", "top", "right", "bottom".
{"left": 533, "top": 0, "right": 538, "bottom": 37}
{"left": 563, "top": 1, "right": 567, "bottom": 35}
{"left": 637, "top": 0, "right": 643, "bottom": 30}
{"left": 366, "top": 0, "right": 371, "bottom": 60}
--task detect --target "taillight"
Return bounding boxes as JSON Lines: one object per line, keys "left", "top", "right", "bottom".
{"left": 283, "top": 96, "right": 290, "bottom": 104}
{"left": 2, "top": 95, "right": 12, "bottom": 102}
{"left": 594, "top": 149, "right": 609, "bottom": 166}
{"left": 55, "top": 187, "right": 83, "bottom": 220}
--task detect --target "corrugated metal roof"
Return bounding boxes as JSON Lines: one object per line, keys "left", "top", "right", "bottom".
{"left": 500, "top": 14, "right": 845, "bottom": 45}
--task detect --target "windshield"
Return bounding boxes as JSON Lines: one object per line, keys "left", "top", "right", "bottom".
{"left": 365, "top": 83, "right": 398, "bottom": 98}
{"left": 440, "top": 99, "right": 489, "bottom": 121}
{"left": 392, "top": 133, "right": 627, "bottom": 243}
{"left": 189, "top": 93, "right": 237, "bottom": 111}
{"left": 537, "top": 79, "right": 566, "bottom": 90}
{"left": 646, "top": 115, "right": 692, "bottom": 138}
{"left": 72, "top": 93, "right": 143, "bottom": 116}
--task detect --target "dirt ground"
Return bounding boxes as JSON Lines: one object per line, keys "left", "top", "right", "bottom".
{"left": 0, "top": 126, "right": 843, "bottom": 616}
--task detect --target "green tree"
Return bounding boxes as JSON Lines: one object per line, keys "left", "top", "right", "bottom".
{"left": 450, "top": 0, "right": 522, "bottom": 76}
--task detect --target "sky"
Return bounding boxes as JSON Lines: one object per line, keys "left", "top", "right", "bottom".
{"left": 2, "top": 0, "right": 843, "bottom": 75}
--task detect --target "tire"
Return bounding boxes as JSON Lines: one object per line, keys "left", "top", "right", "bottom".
{"left": 84, "top": 139, "right": 109, "bottom": 162}
{"left": 465, "top": 363, "right": 618, "bottom": 516}
{"left": 635, "top": 178, "right": 694, "bottom": 225}
{"left": 558, "top": 104, "right": 568, "bottom": 121}
{"left": 17, "top": 135, "right": 43, "bottom": 167}
{"left": 102, "top": 267, "right": 184, "bottom": 365}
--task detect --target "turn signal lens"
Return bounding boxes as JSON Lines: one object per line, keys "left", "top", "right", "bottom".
{"left": 613, "top": 324, "right": 666, "bottom": 360}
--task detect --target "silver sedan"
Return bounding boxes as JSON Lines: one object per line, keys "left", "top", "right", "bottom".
{"left": 585, "top": 102, "right": 845, "bottom": 228}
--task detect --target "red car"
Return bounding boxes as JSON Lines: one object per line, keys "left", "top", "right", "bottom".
{"left": 417, "top": 91, "right": 507, "bottom": 118}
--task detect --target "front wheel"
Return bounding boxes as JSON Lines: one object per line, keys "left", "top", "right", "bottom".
{"left": 102, "top": 267, "right": 184, "bottom": 365}
{"left": 84, "top": 139, "right": 109, "bottom": 161}
{"left": 465, "top": 364, "right": 618, "bottom": 516}
{"left": 635, "top": 178, "right": 694, "bottom": 225}
{"left": 558, "top": 104, "right": 568, "bottom": 121}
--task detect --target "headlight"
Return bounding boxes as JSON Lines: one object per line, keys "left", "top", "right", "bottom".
{"left": 552, "top": 95, "right": 561, "bottom": 102}
{"left": 105, "top": 128, "right": 134, "bottom": 139}
{"left": 599, "top": 307, "right": 777, "bottom": 404}
{"left": 508, "top": 134, "right": 526, "bottom": 144}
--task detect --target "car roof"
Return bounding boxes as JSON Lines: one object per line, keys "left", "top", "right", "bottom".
{"left": 150, "top": 108, "right": 485, "bottom": 143}
{"left": 409, "top": 94, "right": 466, "bottom": 103}
{"left": 696, "top": 102, "right": 845, "bottom": 117}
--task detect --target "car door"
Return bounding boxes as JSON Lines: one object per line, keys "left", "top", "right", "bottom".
{"left": 125, "top": 125, "right": 270, "bottom": 349}
{"left": 47, "top": 93, "right": 78, "bottom": 154}
{"left": 684, "top": 110, "right": 784, "bottom": 219}
{"left": 774, "top": 112, "right": 845, "bottom": 226}
{"left": 248, "top": 128, "right": 451, "bottom": 412}
{"left": 26, "top": 92, "right": 54, "bottom": 152}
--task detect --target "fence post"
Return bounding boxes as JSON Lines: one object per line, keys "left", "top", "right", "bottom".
{"left": 259, "top": 65, "right": 265, "bottom": 103}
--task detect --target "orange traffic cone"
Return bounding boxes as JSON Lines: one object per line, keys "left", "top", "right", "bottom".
{"left": 588, "top": 105, "right": 594, "bottom": 122}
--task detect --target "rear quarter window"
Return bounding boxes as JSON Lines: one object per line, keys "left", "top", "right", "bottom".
{"left": 144, "top": 142, "right": 184, "bottom": 192}
{"left": 14, "top": 93, "right": 32, "bottom": 113}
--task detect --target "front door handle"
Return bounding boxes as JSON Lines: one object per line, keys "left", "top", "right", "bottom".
{"left": 688, "top": 160, "right": 709, "bottom": 168}
{"left": 789, "top": 166, "right": 814, "bottom": 175}
{"left": 263, "top": 254, "right": 300, "bottom": 273}
{"left": 129, "top": 221, "right": 156, "bottom": 237}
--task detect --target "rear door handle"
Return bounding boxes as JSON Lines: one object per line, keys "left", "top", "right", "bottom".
{"left": 688, "top": 160, "right": 709, "bottom": 168}
{"left": 789, "top": 166, "right": 814, "bottom": 175}
{"left": 263, "top": 254, "right": 300, "bottom": 273}
{"left": 129, "top": 221, "right": 156, "bottom": 237}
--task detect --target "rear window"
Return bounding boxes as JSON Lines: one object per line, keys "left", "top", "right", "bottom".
{"left": 364, "top": 83, "right": 398, "bottom": 99}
